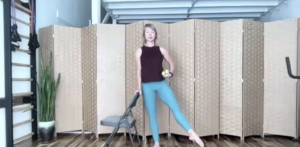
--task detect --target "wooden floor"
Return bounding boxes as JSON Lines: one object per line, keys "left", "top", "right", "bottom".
{"left": 15, "top": 133, "right": 300, "bottom": 147}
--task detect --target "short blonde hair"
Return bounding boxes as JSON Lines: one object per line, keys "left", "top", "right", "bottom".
{"left": 143, "top": 23, "right": 158, "bottom": 45}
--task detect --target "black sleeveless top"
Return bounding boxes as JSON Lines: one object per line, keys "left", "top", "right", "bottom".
{"left": 140, "top": 45, "right": 165, "bottom": 83}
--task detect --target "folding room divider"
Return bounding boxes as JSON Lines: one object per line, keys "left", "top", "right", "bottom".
{"left": 124, "top": 19, "right": 221, "bottom": 138}
{"left": 39, "top": 26, "right": 83, "bottom": 133}
{"left": 219, "top": 19, "right": 264, "bottom": 140}
{"left": 193, "top": 19, "right": 220, "bottom": 137}
{"left": 264, "top": 18, "right": 300, "bottom": 139}
{"left": 38, "top": 18, "right": 300, "bottom": 141}
{"left": 38, "top": 19, "right": 220, "bottom": 139}
{"left": 168, "top": 19, "right": 220, "bottom": 137}
{"left": 81, "top": 24, "right": 126, "bottom": 136}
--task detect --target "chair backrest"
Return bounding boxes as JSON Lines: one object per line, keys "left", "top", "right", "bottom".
{"left": 120, "top": 92, "right": 140, "bottom": 117}
{"left": 126, "top": 92, "right": 140, "bottom": 109}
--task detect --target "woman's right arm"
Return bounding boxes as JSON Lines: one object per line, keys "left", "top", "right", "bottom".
{"left": 135, "top": 48, "right": 142, "bottom": 93}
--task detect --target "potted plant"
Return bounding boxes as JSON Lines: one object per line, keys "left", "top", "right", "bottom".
{"left": 37, "top": 52, "right": 61, "bottom": 143}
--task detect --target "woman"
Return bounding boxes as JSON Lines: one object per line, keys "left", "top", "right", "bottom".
{"left": 135, "top": 23, "right": 205, "bottom": 147}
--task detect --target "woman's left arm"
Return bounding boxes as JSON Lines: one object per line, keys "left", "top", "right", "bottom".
{"left": 160, "top": 47, "right": 175, "bottom": 73}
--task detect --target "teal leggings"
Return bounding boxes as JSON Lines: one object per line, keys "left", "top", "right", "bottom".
{"left": 142, "top": 80, "right": 192, "bottom": 142}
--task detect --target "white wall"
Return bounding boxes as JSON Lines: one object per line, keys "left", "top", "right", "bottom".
{"left": 36, "top": 0, "right": 91, "bottom": 29}
{"left": 36, "top": 0, "right": 92, "bottom": 74}
{"left": 259, "top": 0, "right": 300, "bottom": 22}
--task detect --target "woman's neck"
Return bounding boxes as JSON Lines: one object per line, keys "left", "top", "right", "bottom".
{"left": 144, "top": 42, "right": 155, "bottom": 47}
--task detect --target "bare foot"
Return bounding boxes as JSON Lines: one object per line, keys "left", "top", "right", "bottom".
{"left": 188, "top": 130, "right": 204, "bottom": 147}
{"left": 153, "top": 142, "right": 160, "bottom": 147}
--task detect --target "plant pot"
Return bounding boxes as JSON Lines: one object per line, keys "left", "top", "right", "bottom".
{"left": 39, "top": 121, "right": 55, "bottom": 143}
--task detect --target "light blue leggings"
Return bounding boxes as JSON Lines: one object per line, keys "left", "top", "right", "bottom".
{"left": 142, "top": 80, "right": 192, "bottom": 142}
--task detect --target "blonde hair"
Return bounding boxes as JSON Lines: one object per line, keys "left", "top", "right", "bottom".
{"left": 143, "top": 23, "right": 158, "bottom": 45}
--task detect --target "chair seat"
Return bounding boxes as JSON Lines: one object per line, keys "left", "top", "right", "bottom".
{"left": 100, "top": 115, "right": 136, "bottom": 128}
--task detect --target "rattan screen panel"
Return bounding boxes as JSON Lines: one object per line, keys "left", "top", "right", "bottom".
{"left": 194, "top": 19, "right": 220, "bottom": 137}
{"left": 220, "top": 20, "right": 243, "bottom": 137}
{"left": 125, "top": 21, "right": 145, "bottom": 137}
{"left": 82, "top": 25, "right": 98, "bottom": 136}
{"left": 39, "top": 26, "right": 54, "bottom": 70}
{"left": 52, "top": 26, "right": 83, "bottom": 133}
{"left": 264, "top": 19, "right": 298, "bottom": 138}
{"left": 242, "top": 20, "right": 264, "bottom": 137}
{"left": 96, "top": 24, "right": 126, "bottom": 134}
{"left": 143, "top": 20, "right": 170, "bottom": 136}
{"left": 169, "top": 19, "right": 195, "bottom": 135}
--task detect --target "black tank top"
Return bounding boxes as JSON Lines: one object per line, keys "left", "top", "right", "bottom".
{"left": 140, "top": 45, "right": 165, "bottom": 83}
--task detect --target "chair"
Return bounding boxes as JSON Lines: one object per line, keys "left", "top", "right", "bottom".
{"left": 100, "top": 92, "right": 141, "bottom": 147}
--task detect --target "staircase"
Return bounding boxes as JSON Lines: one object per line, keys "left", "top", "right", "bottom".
{"left": 11, "top": 0, "right": 38, "bottom": 144}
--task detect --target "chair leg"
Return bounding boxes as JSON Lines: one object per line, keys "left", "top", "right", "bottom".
{"left": 104, "top": 126, "right": 120, "bottom": 146}
{"left": 104, "top": 118, "right": 127, "bottom": 146}
{"left": 134, "top": 124, "right": 141, "bottom": 146}
{"left": 128, "top": 128, "right": 135, "bottom": 147}
{"left": 126, "top": 121, "right": 135, "bottom": 147}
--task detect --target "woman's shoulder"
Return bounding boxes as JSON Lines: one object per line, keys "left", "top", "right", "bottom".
{"left": 159, "top": 46, "right": 167, "bottom": 52}
{"left": 135, "top": 47, "right": 142, "bottom": 57}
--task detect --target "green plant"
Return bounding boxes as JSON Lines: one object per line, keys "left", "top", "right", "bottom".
{"left": 37, "top": 52, "right": 61, "bottom": 122}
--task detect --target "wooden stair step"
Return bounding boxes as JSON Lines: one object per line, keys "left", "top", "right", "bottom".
{"left": 19, "top": 34, "right": 30, "bottom": 39}
{"left": 13, "top": 105, "right": 33, "bottom": 112}
{"left": 11, "top": 16, "right": 30, "bottom": 26}
{"left": 12, "top": 63, "right": 33, "bottom": 67}
{"left": 14, "top": 48, "right": 31, "bottom": 54}
{"left": 13, "top": 119, "right": 34, "bottom": 128}
{"left": 13, "top": 92, "right": 33, "bottom": 97}
{"left": 12, "top": 78, "right": 33, "bottom": 81}
{"left": 15, "top": 2, "right": 31, "bottom": 15}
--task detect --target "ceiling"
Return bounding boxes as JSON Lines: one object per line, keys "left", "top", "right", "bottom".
{"left": 102, "top": 0, "right": 283, "bottom": 24}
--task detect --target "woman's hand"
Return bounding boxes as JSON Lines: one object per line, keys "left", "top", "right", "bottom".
{"left": 163, "top": 73, "right": 173, "bottom": 78}
{"left": 162, "top": 69, "right": 173, "bottom": 78}
{"left": 136, "top": 89, "right": 142, "bottom": 95}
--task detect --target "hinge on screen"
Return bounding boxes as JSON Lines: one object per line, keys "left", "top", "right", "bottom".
{"left": 242, "top": 79, "right": 244, "bottom": 82}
